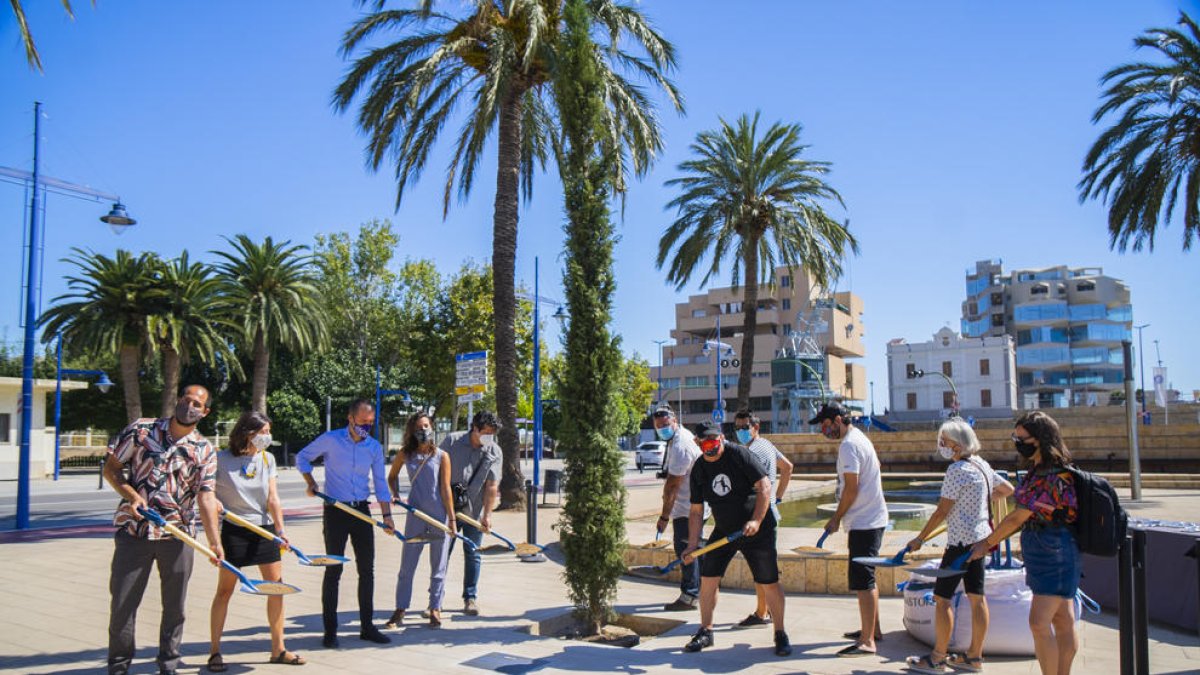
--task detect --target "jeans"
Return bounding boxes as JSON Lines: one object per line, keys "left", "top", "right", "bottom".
{"left": 672, "top": 517, "right": 699, "bottom": 599}
{"left": 455, "top": 521, "right": 485, "bottom": 600}
{"left": 107, "top": 530, "right": 194, "bottom": 675}
{"left": 321, "top": 503, "right": 377, "bottom": 634}
{"left": 1021, "top": 525, "right": 1081, "bottom": 598}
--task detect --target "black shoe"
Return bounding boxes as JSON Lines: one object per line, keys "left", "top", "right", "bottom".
{"left": 774, "top": 630, "right": 792, "bottom": 657}
{"left": 359, "top": 626, "right": 391, "bottom": 644}
{"left": 684, "top": 628, "right": 714, "bottom": 653}
{"left": 736, "top": 612, "right": 769, "bottom": 628}
{"left": 322, "top": 634, "right": 339, "bottom": 649}
{"left": 842, "top": 628, "right": 884, "bottom": 641}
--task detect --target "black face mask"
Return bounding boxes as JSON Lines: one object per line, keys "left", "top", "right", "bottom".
{"left": 1014, "top": 440, "right": 1038, "bottom": 458}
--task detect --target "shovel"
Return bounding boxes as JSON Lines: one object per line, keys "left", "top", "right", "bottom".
{"left": 906, "top": 550, "right": 972, "bottom": 578}
{"left": 313, "top": 491, "right": 434, "bottom": 545}
{"left": 222, "top": 510, "right": 349, "bottom": 567}
{"left": 454, "top": 511, "right": 545, "bottom": 555}
{"left": 393, "top": 498, "right": 477, "bottom": 550}
{"left": 627, "top": 532, "right": 744, "bottom": 579}
{"left": 792, "top": 529, "right": 834, "bottom": 555}
{"left": 852, "top": 523, "right": 947, "bottom": 567}
{"left": 138, "top": 507, "right": 301, "bottom": 596}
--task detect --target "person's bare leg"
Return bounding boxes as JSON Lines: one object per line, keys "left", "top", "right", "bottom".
{"left": 967, "top": 593, "right": 989, "bottom": 661}
{"left": 762, "top": 582, "right": 786, "bottom": 631}
{"left": 209, "top": 568, "right": 238, "bottom": 656}
{"left": 1028, "top": 594, "right": 1061, "bottom": 675}
{"left": 698, "top": 576, "right": 719, "bottom": 629}
{"left": 754, "top": 584, "right": 768, "bottom": 619}
{"left": 930, "top": 597, "right": 952, "bottom": 661}
{"left": 261, "top": 561, "right": 286, "bottom": 657}
{"left": 856, "top": 588, "right": 879, "bottom": 650}
{"left": 1050, "top": 598, "right": 1077, "bottom": 675}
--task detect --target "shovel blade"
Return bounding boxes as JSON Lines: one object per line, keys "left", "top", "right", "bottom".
{"left": 239, "top": 579, "right": 302, "bottom": 596}
{"left": 298, "top": 553, "right": 350, "bottom": 567}
{"left": 852, "top": 556, "right": 906, "bottom": 567}
{"left": 626, "top": 565, "right": 669, "bottom": 579}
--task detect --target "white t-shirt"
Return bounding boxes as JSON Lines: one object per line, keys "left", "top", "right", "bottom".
{"left": 665, "top": 425, "right": 706, "bottom": 520}
{"left": 836, "top": 427, "right": 888, "bottom": 530}
{"left": 215, "top": 449, "right": 277, "bottom": 526}
{"left": 941, "top": 456, "right": 1003, "bottom": 546}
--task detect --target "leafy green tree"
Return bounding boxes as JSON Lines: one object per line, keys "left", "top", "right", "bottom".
{"left": 314, "top": 220, "right": 403, "bottom": 358}
{"left": 613, "top": 353, "right": 656, "bottom": 438}
{"left": 332, "top": 0, "right": 681, "bottom": 508}
{"left": 267, "top": 386, "right": 322, "bottom": 453}
{"left": 40, "top": 248, "right": 162, "bottom": 422}
{"left": 555, "top": 0, "right": 625, "bottom": 635}
{"left": 1080, "top": 11, "right": 1200, "bottom": 252}
{"left": 212, "top": 235, "right": 329, "bottom": 414}
{"left": 658, "top": 113, "right": 858, "bottom": 413}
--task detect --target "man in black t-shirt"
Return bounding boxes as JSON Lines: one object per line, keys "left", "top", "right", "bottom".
{"left": 681, "top": 421, "right": 791, "bottom": 657}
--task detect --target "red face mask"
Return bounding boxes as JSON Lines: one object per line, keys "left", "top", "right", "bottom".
{"left": 699, "top": 438, "right": 722, "bottom": 455}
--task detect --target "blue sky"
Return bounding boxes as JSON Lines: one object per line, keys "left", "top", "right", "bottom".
{"left": 2, "top": 1, "right": 1197, "bottom": 411}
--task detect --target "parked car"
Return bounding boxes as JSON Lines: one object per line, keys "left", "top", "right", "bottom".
{"left": 635, "top": 441, "right": 666, "bottom": 472}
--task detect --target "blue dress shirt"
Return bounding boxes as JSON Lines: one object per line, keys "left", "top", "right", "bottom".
{"left": 295, "top": 427, "right": 391, "bottom": 503}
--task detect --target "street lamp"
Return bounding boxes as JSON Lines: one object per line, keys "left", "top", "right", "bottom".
{"left": 1134, "top": 323, "right": 1149, "bottom": 416}
{"left": 701, "top": 312, "right": 737, "bottom": 425}
{"left": 2, "top": 102, "right": 135, "bottom": 529}
{"left": 374, "top": 365, "right": 412, "bottom": 447}
{"left": 908, "top": 368, "right": 959, "bottom": 417}
{"left": 53, "top": 331, "right": 113, "bottom": 481}
{"left": 652, "top": 339, "right": 668, "bottom": 406}
{"left": 870, "top": 380, "right": 876, "bottom": 418}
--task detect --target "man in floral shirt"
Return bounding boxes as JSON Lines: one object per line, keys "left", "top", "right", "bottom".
{"left": 103, "top": 385, "right": 223, "bottom": 675}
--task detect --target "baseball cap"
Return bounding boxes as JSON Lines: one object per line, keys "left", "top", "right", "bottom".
{"left": 807, "top": 402, "right": 850, "bottom": 425}
{"left": 694, "top": 420, "right": 722, "bottom": 438}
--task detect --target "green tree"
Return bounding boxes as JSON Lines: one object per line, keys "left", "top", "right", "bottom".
{"left": 1080, "top": 11, "right": 1200, "bottom": 252}
{"left": 40, "top": 248, "right": 162, "bottom": 423}
{"left": 314, "top": 220, "right": 403, "bottom": 359}
{"left": 212, "top": 235, "right": 328, "bottom": 414}
{"left": 267, "top": 386, "right": 322, "bottom": 453}
{"left": 555, "top": 0, "right": 625, "bottom": 635}
{"left": 613, "top": 353, "right": 655, "bottom": 438}
{"left": 332, "top": 0, "right": 681, "bottom": 508}
{"left": 147, "top": 251, "right": 239, "bottom": 417}
{"left": 658, "top": 113, "right": 858, "bottom": 413}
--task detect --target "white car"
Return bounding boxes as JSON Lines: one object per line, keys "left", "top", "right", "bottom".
{"left": 635, "top": 441, "right": 666, "bottom": 472}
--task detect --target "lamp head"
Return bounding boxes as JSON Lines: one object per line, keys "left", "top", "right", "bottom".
{"left": 95, "top": 372, "right": 115, "bottom": 394}
{"left": 552, "top": 305, "right": 567, "bottom": 324}
{"left": 100, "top": 202, "right": 136, "bottom": 234}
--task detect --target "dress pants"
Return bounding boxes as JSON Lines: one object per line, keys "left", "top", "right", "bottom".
{"left": 322, "top": 502, "right": 377, "bottom": 635}
{"left": 107, "top": 529, "right": 194, "bottom": 675}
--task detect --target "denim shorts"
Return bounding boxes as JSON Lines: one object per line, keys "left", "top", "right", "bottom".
{"left": 1020, "top": 525, "right": 1081, "bottom": 598}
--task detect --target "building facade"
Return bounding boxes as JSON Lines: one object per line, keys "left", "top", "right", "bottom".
{"left": 960, "top": 259, "right": 1132, "bottom": 408}
{"left": 886, "top": 327, "right": 1017, "bottom": 422}
{"left": 651, "top": 267, "right": 867, "bottom": 432}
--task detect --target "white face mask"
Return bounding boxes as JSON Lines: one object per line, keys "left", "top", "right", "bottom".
{"left": 937, "top": 444, "right": 956, "bottom": 460}
{"left": 251, "top": 433, "right": 273, "bottom": 451}
{"left": 478, "top": 433, "right": 495, "bottom": 446}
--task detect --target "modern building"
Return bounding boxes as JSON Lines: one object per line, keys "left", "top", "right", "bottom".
{"left": 960, "top": 259, "right": 1132, "bottom": 409}
{"left": 886, "top": 327, "right": 1017, "bottom": 422}
{"left": 0, "top": 377, "right": 87, "bottom": 480}
{"left": 651, "top": 267, "right": 867, "bottom": 432}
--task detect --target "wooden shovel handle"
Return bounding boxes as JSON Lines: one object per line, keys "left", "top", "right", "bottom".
{"left": 455, "top": 511, "right": 487, "bottom": 533}
{"left": 223, "top": 510, "right": 280, "bottom": 542}
{"left": 396, "top": 499, "right": 454, "bottom": 534}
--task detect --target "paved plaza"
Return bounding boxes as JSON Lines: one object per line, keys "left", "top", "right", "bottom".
{"left": 0, "top": 462, "right": 1197, "bottom": 674}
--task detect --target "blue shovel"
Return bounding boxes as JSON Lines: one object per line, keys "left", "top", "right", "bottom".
{"left": 138, "top": 507, "right": 301, "bottom": 596}
{"left": 314, "top": 491, "right": 433, "bottom": 544}
{"left": 906, "top": 550, "right": 973, "bottom": 578}
{"left": 794, "top": 529, "right": 834, "bottom": 555}
{"left": 222, "top": 510, "right": 349, "bottom": 567}
{"left": 628, "top": 532, "right": 744, "bottom": 578}
{"left": 392, "top": 497, "right": 477, "bottom": 550}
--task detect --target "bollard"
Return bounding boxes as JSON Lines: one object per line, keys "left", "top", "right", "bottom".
{"left": 525, "top": 480, "right": 537, "bottom": 546}
{"left": 1132, "top": 530, "right": 1149, "bottom": 675}
{"left": 98, "top": 457, "right": 105, "bottom": 490}
{"left": 1118, "top": 534, "right": 1134, "bottom": 675}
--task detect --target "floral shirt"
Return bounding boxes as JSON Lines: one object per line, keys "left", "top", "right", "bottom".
{"left": 108, "top": 417, "right": 216, "bottom": 539}
{"left": 1015, "top": 468, "right": 1077, "bottom": 524}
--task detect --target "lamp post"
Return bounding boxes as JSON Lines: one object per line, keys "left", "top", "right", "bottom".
{"left": 909, "top": 368, "right": 959, "bottom": 417}
{"left": 1134, "top": 323, "right": 1149, "bottom": 415}
{"left": 374, "top": 365, "right": 412, "bottom": 447}
{"left": 518, "top": 258, "right": 566, "bottom": 505}
{"left": 702, "top": 313, "right": 736, "bottom": 426}
{"left": 3, "top": 102, "right": 135, "bottom": 529}
{"left": 54, "top": 331, "right": 113, "bottom": 480}
{"left": 870, "top": 380, "right": 876, "bottom": 418}
{"left": 652, "top": 339, "right": 668, "bottom": 406}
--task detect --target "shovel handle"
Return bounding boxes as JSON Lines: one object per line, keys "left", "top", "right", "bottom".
{"left": 223, "top": 510, "right": 285, "bottom": 546}
{"left": 816, "top": 530, "right": 830, "bottom": 549}
{"left": 138, "top": 507, "right": 248, "bottom": 583}
{"left": 456, "top": 512, "right": 518, "bottom": 551}
{"left": 396, "top": 499, "right": 476, "bottom": 550}
{"left": 668, "top": 531, "right": 744, "bottom": 572}
{"left": 315, "top": 491, "right": 409, "bottom": 542}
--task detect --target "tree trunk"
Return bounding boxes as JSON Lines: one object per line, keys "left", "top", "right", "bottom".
{"left": 252, "top": 330, "right": 269, "bottom": 414}
{"left": 118, "top": 343, "right": 142, "bottom": 423}
{"left": 735, "top": 236, "right": 760, "bottom": 413}
{"left": 160, "top": 347, "right": 181, "bottom": 418}
{"left": 493, "top": 88, "right": 526, "bottom": 509}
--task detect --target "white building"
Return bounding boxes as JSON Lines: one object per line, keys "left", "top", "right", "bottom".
{"left": 886, "top": 328, "right": 1017, "bottom": 422}
{"left": 0, "top": 377, "right": 88, "bottom": 480}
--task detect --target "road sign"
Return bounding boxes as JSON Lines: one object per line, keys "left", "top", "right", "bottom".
{"left": 456, "top": 351, "right": 487, "bottom": 362}
{"left": 455, "top": 351, "right": 488, "bottom": 387}
{"left": 711, "top": 407, "right": 725, "bottom": 423}
{"left": 455, "top": 384, "right": 486, "bottom": 395}
{"left": 458, "top": 392, "right": 484, "bottom": 403}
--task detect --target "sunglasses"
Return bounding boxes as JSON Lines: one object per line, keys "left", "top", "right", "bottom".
{"left": 1011, "top": 433, "right": 1033, "bottom": 443}
{"left": 652, "top": 410, "right": 672, "bottom": 419}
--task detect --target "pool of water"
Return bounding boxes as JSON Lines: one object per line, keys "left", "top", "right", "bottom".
{"left": 777, "top": 479, "right": 940, "bottom": 531}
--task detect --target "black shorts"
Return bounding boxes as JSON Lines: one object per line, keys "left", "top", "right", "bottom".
{"left": 933, "top": 544, "right": 986, "bottom": 599}
{"left": 699, "top": 522, "right": 779, "bottom": 585}
{"left": 220, "top": 520, "right": 281, "bottom": 568}
{"left": 848, "top": 527, "right": 885, "bottom": 591}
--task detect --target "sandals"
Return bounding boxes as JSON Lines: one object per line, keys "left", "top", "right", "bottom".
{"left": 429, "top": 609, "right": 443, "bottom": 628}
{"left": 905, "top": 653, "right": 949, "bottom": 673}
{"left": 837, "top": 644, "right": 877, "bottom": 658}
{"left": 270, "top": 651, "right": 307, "bottom": 666}
{"left": 947, "top": 653, "right": 984, "bottom": 672}
{"left": 206, "top": 653, "right": 227, "bottom": 673}
{"left": 385, "top": 610, "right": 405, "bottom": 628}
{"left": 842, "top": 628, "right": 884, "bottom": 641}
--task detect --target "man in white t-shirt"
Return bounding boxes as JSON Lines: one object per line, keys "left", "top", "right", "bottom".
{"left": 813, "top": 402, "right": 887, "bottom": 658}
{"left": 653, "top": 406, "right": 707, "bottom": 611}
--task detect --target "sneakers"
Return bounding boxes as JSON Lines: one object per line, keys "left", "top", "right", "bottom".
{"left": 464, "top": 598, "right": 480, "bottom": 616}
{"left": 663, "top": 593, "right": 698, "bottom": 612}
{"left": 684, "top": 628, "right": 714, "bottom": 652}
{"left": 736, "top": 612, "right": 769, "bottom": 628}
{"left": 774, "top": 630, "right": 792, "bottom": 657}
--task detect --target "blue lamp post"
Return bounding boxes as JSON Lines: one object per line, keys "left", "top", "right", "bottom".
{"left": 54, "top": 331, "right": 113, "bottom": 480}
{"left": 374, "top": 365, "right": 412, "bottom": 446}
{"left": 2, "top": 102, "right": 135, "bottom": 529}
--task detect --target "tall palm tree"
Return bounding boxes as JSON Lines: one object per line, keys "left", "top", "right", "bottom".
{"left": 333, "top": 0, "right": 681, "bottom": 507}
{"left": 1081, "top": 11, "right": 1200, "bottom": 253}
{"left": 39, "top": 248, "right": 162, "bottom": 423}
{"left": 212, "top": 235, "right": 328, "bottom": 414}
{"left": 147, "top": 252, "right": 240, "bottom": 417}
{"left": 658, "top": 113, "right": 858, "bottom": 413}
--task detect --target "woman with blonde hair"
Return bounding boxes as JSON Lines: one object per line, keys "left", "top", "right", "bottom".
{"left": 904, "top": 417, "right": 1013, "bottom": 673}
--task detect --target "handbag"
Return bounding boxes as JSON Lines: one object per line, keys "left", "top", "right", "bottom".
{"left": 451, "top": 453, "right": 487, "bottom": 513}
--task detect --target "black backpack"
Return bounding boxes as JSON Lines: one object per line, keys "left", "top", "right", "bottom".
{"left": 1063, "top": 465, "right": 1128, "bottom": 557}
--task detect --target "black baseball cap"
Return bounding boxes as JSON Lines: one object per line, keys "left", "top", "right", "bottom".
{"left": 807, "top": 402, "right": 850, "bottom": 425}
{"left": 694, "top": 420, "right": 722, "bottom": 438}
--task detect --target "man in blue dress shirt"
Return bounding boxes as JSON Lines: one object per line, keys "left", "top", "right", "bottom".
{"left": 297, "top": 399, "right": 394, "bottom": 647}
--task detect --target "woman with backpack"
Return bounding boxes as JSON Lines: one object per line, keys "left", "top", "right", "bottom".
{"left": 385, "top": 411, "right": 455, "bottom": 628}
{"left": 903, "top": 418, "right": 1014, "bottom": 674}
{"left": 970, "top": 410, "right": 1079, "bottom": 675}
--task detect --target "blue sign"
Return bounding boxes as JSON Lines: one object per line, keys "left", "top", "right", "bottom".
{"left": 456, "top": 351, "right": 487, "bottom": 362}
{"left": 712, "top": 408, "right": 725, "bottom": 423}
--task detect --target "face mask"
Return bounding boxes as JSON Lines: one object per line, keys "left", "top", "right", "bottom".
{"left": 699, "top": 438, "right": 722, "bottom": 457}
{"left": 251, "top": 433, "right": 273, "bottom": 451}
{"left": 735, "top": 428, "right": 753, "bottom": 445}
{"left": 821, "top": 423, "right": 841, "bottom": 440}
{"left": 937, "top": 444, "right": 955, "bottom": 460}
{"left": 655, "top": 426, "right": 675, "bottom": 441}
{"left": 352, "top": 423, "right": 373, "bottom": 440}
{"left": 416, "top": 429, "right": 434, "bottom": 445}
{"left": 174, "top": 400, "right": 204, "bottom": 426}
{"left": 478, "top": 433, "right": 495, "bottom": 446}
{"left": 1014, "top": 439, "right": 1038, "bottom": 458}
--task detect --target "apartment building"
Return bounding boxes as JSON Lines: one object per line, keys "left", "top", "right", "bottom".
{"left": 960, "top": 259, "right": 1132, "bottom": 409}
{"left": 886, "top": 327, "right": 1017, "bottom": 422}
{"left": 651, "top": 267, "right": 867, "bottom": 432}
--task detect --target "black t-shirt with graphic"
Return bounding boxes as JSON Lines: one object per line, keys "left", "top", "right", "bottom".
{"left": 689, "top": 442, "right": 769, "bottom": 533}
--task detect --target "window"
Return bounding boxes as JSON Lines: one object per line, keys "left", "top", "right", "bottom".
{"left": 782, "top": 323, "right": 792, "bottom": 335}
{"left": 906, "top": 393, "right": 917, "bottom": 410}
{"left": 782, "top": 298, "right": 791, "bottom": 310}
{"left": 691, "top": 308, "right": 707, "bottom": 318}
{"left": 980, "top": 389, "right": 992, "bottom": 407}
{"left": 906, "top": 363, "right": 917, "bottom": 378}
{"left": 684, "top": 376, "right": 709, "bottom": 387}
{"left": 1076, "top": 280, "right": 1096, "bottom": 292}
{"left": 660, "top": 378, "right": 680, "bottom": 391}
{"left": 990, "top": 292, "right": 1003, "bottom": 306}
{"left": 1014, "top": 303, "right": 1068, "bottom": 322}
{"left": 1031, "top": 283, "right": 1049, "bottom": 295}
{"left": 991, "top": 314, "right": 1005, "bottom": 327}
{"left": 780, "top": 275, "right": 791, "bottom": 287}
{"left": 979, "top": 359, "right": 990, "bottom": 376}
{"left": 942, "top": 361, "right": 953, "bottom": 377}
{"left": 0, "top": 413, "right": 9, "bottom": 443}
{"left": 943, "top": 391, "right": 956, "bottom": 409}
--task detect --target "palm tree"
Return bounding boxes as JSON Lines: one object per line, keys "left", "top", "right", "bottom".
{"left": 657, "top": 113, "right": 858, "bottom": 413}
{"left": 333, "top": 0, "right": 681, "bottom": 507}
{"left": 1080, "top": 11, "right": 1200, "bottom": 252}
{"left": 147, "top": 252, "right": 240, "bottom": 417}
{"left": 39, "top": 248, "right": 162, "bottom": 423}
{"left": 212, "top": 235, "right": 328, "bottom": 414}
